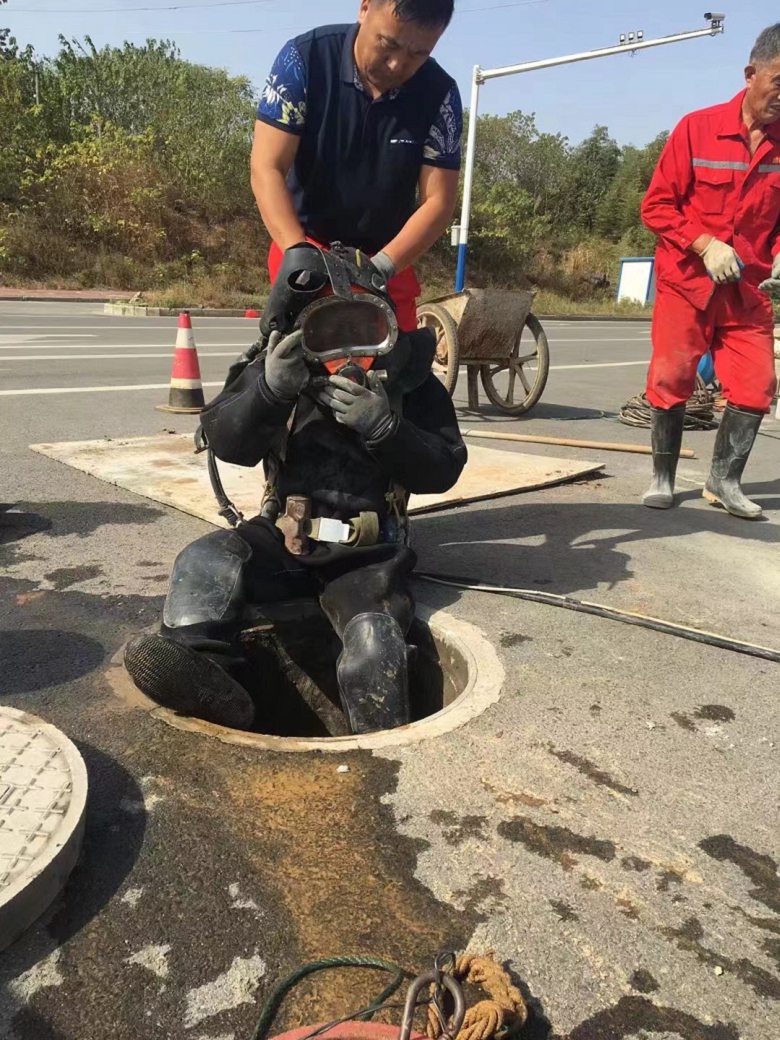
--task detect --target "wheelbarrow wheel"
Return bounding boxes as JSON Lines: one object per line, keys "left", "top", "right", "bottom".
{"left": 480, "top": 313, "right": 550, "bottom": 415}
{"left": 416, "top": 302, "right": 460, "bottom": 395}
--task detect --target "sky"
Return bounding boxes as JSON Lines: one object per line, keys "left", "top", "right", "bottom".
{"left": 4, "top": 0, "right": 779, "bottom": 146}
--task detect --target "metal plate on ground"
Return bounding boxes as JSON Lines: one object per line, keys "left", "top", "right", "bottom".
{"left": 0, "top": 708, "right": 88, "bottom": 951}
{"left": 30, "top": 435, "right": 604, "bottom": 525}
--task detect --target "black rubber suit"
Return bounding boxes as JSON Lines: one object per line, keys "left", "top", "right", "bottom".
{"left": 125, "top": 328, "right": 467, "bottom": 734}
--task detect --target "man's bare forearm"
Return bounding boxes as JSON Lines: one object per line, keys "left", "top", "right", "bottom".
{"left": 251, "top": 166, "right": 306, "bottom": 250}
{"left": 381, "top": 196, "right": 455, "bottom": 272}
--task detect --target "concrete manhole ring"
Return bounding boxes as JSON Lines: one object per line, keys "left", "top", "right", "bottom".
{"left": 0, "top": 707, "right": 88, "bottom": 951}
{"left": 107, "top": 604, "right": 504, "bottom": 752}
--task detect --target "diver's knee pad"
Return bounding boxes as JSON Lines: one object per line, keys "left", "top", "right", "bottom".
{"left": 164, "top": 529, "right": 251, "bottom": 629}
{"left": 336, "top": 612, "right": 410, "bottom": 734}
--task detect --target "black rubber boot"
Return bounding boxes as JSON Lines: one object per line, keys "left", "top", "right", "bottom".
{"left": 336, "top": 613, "right": 411, "bottom": 734}
{"left": 642, "top": 404, "right": 686, "bottom": 509}
{"left": 703, "top": 404, "right": 763, "bottom": 519}
{"left": 124, "top": 633, "right": 255, "bottom": 729}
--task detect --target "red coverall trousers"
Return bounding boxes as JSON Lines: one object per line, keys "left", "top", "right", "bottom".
{"left": 268, "top": 241, "right": 421, "bottom": 333}
{"left": 647, "top": 285, "right": 776, "bottom": 412}
{"left": 642, "top": 90, "right": 780, "bottom": 413}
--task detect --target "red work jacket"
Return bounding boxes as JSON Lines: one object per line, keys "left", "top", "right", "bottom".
{"left": 642, "top": 90, "right": 780, "bottom": 310}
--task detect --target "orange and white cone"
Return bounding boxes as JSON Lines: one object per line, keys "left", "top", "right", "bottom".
{"left": 156, "top": 311, "right": 206, "bottom": 414}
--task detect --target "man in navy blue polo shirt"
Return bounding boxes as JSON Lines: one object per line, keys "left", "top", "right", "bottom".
{"left": 251, "top": 0, "right": 462, "bottom": 331}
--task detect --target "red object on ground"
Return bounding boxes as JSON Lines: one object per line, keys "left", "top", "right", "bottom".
{"left": 245, "top": 308, "right": 261, "bottom": 318}
{"left": 268, "top": 241, "right": 421, "bottom": 333}
{"left": 271, "top": 1023, "right": 425, "bottom": 1040}
{"left": 646, "top": 285, "right": 776, "bottom": 412}
{"left": 156, "top": 310, "right": 206, "bottom": 414}
{"left": 641, "top": 90, "right": 780, "bottom": 313}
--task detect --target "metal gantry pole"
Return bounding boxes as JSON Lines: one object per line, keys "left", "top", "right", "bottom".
{"left": 453, "top": 16, "right": 726, "bottom": 291}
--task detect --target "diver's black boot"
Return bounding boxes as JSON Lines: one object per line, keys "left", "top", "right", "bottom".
{"left": 124, "top": 633, "right": 255, "bottom": 729}
{"left": 642, "top": 404, "right": 685, "bottom": 509}
{"left": 336, "top": 613, "right": 410, "bottom": 734}
{"left": 703, "top": 404, "right": 763, "bottom": 519}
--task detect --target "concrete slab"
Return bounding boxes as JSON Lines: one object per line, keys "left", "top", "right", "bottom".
{"left": 28, "top": 435, "right": 605, "bottom": 525}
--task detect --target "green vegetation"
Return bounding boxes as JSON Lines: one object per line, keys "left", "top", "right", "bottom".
{"left": 1, "top": 32, "right": 667, "bottom": 310}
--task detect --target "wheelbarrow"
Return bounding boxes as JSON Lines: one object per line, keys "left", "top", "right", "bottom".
{"left": 416, "top": 287, "right": 550, "bottom": 415}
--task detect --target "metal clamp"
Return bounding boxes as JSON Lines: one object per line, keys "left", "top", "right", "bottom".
{"left": 399, "top": 968, "right": 465, "bottom": 1040}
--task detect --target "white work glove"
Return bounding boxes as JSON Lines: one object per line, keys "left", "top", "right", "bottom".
{"left": 759, "top": 254, "right": 780, "bottom": 293}
{"left": 700, "top": 238, "right": 743, "bottom": 284}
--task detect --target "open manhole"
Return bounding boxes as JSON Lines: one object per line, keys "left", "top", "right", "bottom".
{"left": 107, "top": 603, "right": 503, "bottom": 752}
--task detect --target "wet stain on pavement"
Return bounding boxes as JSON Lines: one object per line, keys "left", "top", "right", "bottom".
{"left": 452, "top": 876, "right": 507, "bottom": 914}
{"left": 497, "top": 817, "right": 616, "bottom": 871}
{"left": 621, "top": 856, "right": 651, "bottom": 872}
{"left": 44, "top": 564, "right": 104, "bottom": 590}
{"left": 694, "top": 704, "right": 735, "bottom": 722}
{"left": 671, "top": 712, "right": 697, "bottom": 732}
{"left": 628, "top": 969, "right": 659, "bottom": 993}
{"left": 547, "top": 746, "right": 638, "bottom": 797}
{"left": 662, "top": 916, "right": 780, "bottom": 999}
{"left": 762, "top": 936, "right": 780, "bottom": 972}
{"left": 549, "top": 900, "right": 578, "bottom": 922}
{"left": 699, "top": 834, "right": 780, "bottom": 914}
{"left": 429, "top": 810, "right": 488, "bottom": 845}
{"left": 657, "top": 868, "right": 685, "bottom": 892}
{"left": 500, "top": 632, "right": 532, "bottom": 647}
{"left": 615, "top": 895, "right": 640, "bottom": 920}
{"left": 212, "top": 754, "right": 477, "bottom": 1028}
{"left": 563, "top": 996, "right": 740, "bottom": 1040}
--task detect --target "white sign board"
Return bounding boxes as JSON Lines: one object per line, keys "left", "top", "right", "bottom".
{"left": 617, "top": 257, "right": 656, "bottom": 305}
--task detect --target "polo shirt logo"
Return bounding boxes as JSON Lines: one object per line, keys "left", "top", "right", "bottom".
{"left": 390, "top": 138, "right": 418, "bottom": 145}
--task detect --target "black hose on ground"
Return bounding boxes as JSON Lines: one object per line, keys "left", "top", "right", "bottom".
{"left": 416, "top": 573, "right": 780, "bottom": 664}
{"left": 251, "top": 956, "right": 409, "bottom": 1040}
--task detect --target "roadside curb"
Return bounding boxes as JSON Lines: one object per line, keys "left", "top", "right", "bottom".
{"left": 102, "top": 302, "right": 654, "bottom": 321}
{"left": 103, "top": 302, "right": 256, "bottom": 318}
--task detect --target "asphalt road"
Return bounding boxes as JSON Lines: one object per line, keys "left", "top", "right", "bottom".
{"left": 2, "top": 303, "right": 779, "bottom": 1040}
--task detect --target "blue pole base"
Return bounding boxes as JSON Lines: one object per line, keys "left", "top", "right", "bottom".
{"left": 455, "top": 243, "right": 468, "bottom": 292}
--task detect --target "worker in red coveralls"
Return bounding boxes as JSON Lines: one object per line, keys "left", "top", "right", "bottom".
{"left": 641, "top": 23, "right": 780, "bottom": 519}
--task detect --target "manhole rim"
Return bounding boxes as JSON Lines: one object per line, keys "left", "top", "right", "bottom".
{"left": 107, "top": 603, "right": 503, "bottom": 752}
{"left": 0, "top": 707, "right": 88, "bottom": 950}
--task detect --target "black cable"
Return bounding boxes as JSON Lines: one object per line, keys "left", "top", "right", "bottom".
{"left": 416, "top": 573, "right": 780, "bottom": 664}
{"left": 251, "top": 957, "right": 409, "bottom": 1040}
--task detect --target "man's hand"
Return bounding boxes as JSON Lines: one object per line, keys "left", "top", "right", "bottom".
{"left": 699, "top": 238, "right": 744, "bottom": 284}
{"left": 759, "top": 254, "right": 780, "bottom": 293}
{"left": 315, "top": 371, "right": 397, "bottom": 443}
{"left": 263, "top": 329, "right": 309, "bottom": 401}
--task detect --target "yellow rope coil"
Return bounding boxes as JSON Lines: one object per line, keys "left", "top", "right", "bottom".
{"left": 425, "top": 954, "right": 528, "bottom": 1040}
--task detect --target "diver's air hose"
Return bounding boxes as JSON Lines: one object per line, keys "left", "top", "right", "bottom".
{"left": 416, "top": 573, "right": 780, "bottom": 664}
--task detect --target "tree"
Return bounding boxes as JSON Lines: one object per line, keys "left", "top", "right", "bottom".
{"left": 1, "top": 0, "right": 16, "bottom": 60}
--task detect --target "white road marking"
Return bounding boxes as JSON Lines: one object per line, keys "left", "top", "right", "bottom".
{"left": 0, "top": 359, "right": 650, "bottom": 396}
{"left": 0, "top": 342, "right": 245, "bottom": 351}
{"left": 550, "top": 360, "right": 648, "bottom": 371}
{"left": 0, "top": 382, "right": 224, "bottom": 396}
{"left": 0, "top": 352, "right": 238, "bottom": 361}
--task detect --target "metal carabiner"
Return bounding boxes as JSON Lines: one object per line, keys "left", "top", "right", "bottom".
{"left": 399, "top": 969, "right": 466, "bottom": 1040}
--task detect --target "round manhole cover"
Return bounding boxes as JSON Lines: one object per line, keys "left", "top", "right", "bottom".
{"left": 0, "top": 708, "right": 87, "bottom": 951}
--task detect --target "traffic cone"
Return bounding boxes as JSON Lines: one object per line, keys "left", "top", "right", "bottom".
{"left": 156, "top": 311, "right": 206, "bottom": 414}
